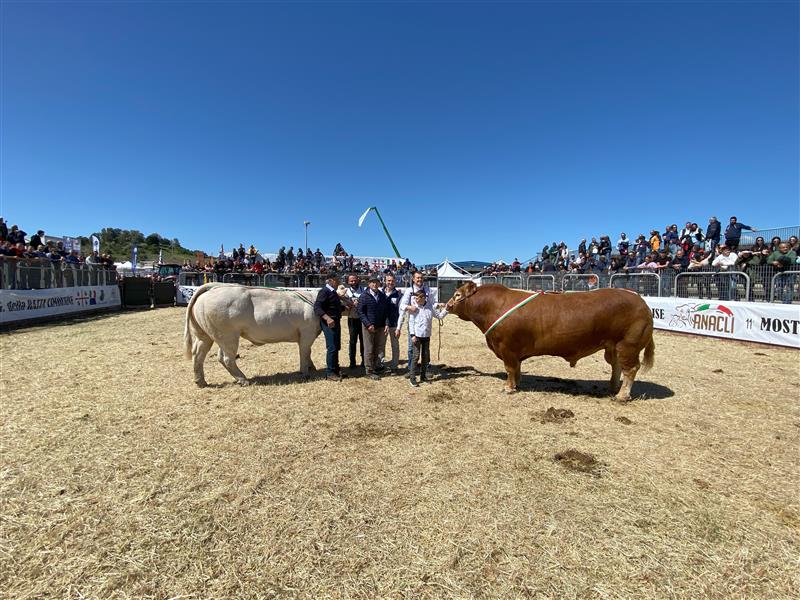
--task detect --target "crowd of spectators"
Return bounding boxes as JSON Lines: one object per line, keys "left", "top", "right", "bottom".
{"left": 180, "top": 242, "right": 422, "bottom": 279}
{"left": 0, "top": 219, "right": 116, "bottom": 268}
{"left": 3, "top": 215, "right": 797, "bottom": 301}
{"left": 481, "top": 216, "right": 799, "bottom": 279}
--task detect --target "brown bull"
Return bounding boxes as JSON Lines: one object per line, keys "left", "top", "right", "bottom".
{"left": 445, "top": 283, "right": 655, "bottom": 401}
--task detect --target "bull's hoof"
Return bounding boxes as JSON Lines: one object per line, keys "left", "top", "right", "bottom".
{"left": 613, "top": 395, "right": 631, "bottom": 403}
{"left": 504, "top": 388, "right": 518, "bottom": 395}
{"left": 195, "top": 380, "right": 208, "bottom": 388}
{"left": 237, "top": 379, "right": 252, "bottom": 386}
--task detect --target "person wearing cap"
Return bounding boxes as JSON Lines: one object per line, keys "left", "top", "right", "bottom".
{"left": 398, "top": 290, "right": 448, "bottom": 387}
{"left": 357, "top": 276, "right": 389, "bottom": 380}
{"left": 314, "top": 274, "right": 344, "bottom": 381}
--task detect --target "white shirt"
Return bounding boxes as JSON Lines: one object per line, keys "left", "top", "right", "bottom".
{"left": 712, "top": 252, "right": 738, "bottom": 270}
{"left": 404, "top": 304, "right": 448, "bottom": 338}
{"left": 345, "top": 285, "right": 365, "bottom": 319}
{"left": 396, "top": 284, "right": 434, "bottom": 331}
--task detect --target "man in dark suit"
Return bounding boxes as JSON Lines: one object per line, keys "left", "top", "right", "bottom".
{"left": 357, "top": 276, "right": 389, "bottom": 380}
{"left": 314, "top": 274, "right": 344, "bottom": 381}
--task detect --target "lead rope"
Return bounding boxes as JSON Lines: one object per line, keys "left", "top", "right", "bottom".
{"left": 437, "top": 316, "right": 443, "bottom": 361}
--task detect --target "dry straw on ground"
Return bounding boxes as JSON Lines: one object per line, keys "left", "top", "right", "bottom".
{"left": 1, "top": 307, "right": 799, "bottom": 599}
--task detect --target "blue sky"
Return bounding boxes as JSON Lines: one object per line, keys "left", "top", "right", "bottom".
{"left": 2, "top": 1, "right": 797, "bottom": 263}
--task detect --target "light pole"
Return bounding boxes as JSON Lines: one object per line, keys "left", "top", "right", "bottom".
{"left": 304, "top": 220, "right": 311, "bottom": 253}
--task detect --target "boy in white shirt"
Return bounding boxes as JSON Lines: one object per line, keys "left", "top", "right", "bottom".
{"left": 397, "top": 290, "right": 447, "bottom": 387}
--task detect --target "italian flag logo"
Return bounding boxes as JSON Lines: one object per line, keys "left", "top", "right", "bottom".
{"left": 695, "top": 304, "right": 733, "bottom": 317}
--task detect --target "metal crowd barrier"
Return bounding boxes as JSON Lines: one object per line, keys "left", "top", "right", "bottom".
{"left": 674, "top": 270, "right": 750, "bottom": 302}
{"left": 526, "top": 274, "right": 555, "bottom": 291}
{"left": 0, "top": 258, "right": 119, "bottom": 290}
{"left": 609, "top": 272, "right": 662, "bottom": 296}
{"left": 500, "top": 275, "right": 524, "bottom": 289}
{"left": 770, "top": 271, "right": 800, "bottom": 304}
{"left": 562, "top": 273, "right": 609, "bottom": 292}
{"left": 222, "top": 273, "right": 262, "bottom": 286}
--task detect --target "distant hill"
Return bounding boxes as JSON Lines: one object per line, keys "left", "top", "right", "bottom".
{"left": 77, "top": 228, "right": 204, "bottom": 263}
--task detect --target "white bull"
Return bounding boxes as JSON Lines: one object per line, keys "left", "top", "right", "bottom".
{"left": 184, "top": 283, "right": 327, "bottom": 386}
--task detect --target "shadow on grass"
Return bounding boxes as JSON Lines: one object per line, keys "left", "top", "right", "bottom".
{"left": 438, "top": 365, "right": 674, "bottom": 400}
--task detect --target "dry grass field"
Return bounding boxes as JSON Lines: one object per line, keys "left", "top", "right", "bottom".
{"left": 1, "top": 307, "right": 799, "bottom": 599}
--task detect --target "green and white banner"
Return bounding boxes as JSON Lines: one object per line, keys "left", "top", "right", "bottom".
{"left": 643, "top": 296, "right": 799, "bottom": 348}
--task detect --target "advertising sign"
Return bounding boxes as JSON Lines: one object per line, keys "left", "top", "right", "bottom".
{"left": 0, "top": 285, "right": 122, "bottom": 324}
{"left": 644, "top": 296, "right": 799, "bottom": 348}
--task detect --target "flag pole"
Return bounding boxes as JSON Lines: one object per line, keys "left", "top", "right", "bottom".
{"left": 371, "top": 207, "right": 402, "bottom": 258}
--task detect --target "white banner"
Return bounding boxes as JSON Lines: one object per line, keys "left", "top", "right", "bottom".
{"left": 0, "top": 286, "right": 121, "bottom": 324}
{"left": 643, "top": 296, "right": 800, "bottom": 349}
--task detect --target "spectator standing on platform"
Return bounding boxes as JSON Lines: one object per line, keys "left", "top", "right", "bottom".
{"left": 706, "top": 217, "right": 721, "bottom": 253}
{"left": 0, "top": 218, "right": 7, "bottom": 241}
{"left": 599, "top": 236, "right": 612, "bottom": 261}
{"left": 616, "top": 233, "right": 629, "bottom": 257}
{"left": 314, "top": 274, "right": 344, "bottom": 381}
{"left": 724, "top": 216, "right": 756, "bottom": 251}
{"left": 29, "top": 230, "right": 44, "bottom": 249}
{"left": 663, "top": 225, "right": 679, "bottom": 255}
{"left": 649, "top": 230, "right": 662, "bottom": 253}
{"left": 344, "top": 273, "right": 365, "bottom": 370}
{"left": 286, "top": 246, "right": 295, "bottom": 269}
{"left": 8, "top": 225, "right": 26, "bottom": 245}
{"left": 358, "top": 277, "right": 389, "bottom": 380}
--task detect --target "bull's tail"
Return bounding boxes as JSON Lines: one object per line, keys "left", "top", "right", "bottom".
{"left": 640, "top": 333, "right": 655, "bottom": 373}
{"left": 184, "top": 283, "right": 218, "bottom": 360}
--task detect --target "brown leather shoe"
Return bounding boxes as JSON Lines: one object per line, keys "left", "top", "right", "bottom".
{"left": 326, "top": 374, "right": 342, "bottom": 382}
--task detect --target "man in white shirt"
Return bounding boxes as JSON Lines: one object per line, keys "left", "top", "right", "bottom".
{"left": 712, "top": 246, "right": 739, "bottom": 301}
{"left": 396, "top": 271, "right": 434, "bottom": 375}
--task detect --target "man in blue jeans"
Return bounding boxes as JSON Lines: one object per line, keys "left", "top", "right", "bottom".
{"left": 314, "top": 274, "right": 344, "bottom": 381}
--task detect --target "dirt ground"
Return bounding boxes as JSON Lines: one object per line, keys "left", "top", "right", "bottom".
{"left": 1, "top": 307, "right": 799, "bottom": 599}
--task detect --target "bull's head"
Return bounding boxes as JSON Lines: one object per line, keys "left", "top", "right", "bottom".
{"left": 446, "top": 281, "right": 478, "bottom": 315}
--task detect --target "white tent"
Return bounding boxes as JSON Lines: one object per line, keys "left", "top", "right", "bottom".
{"left": 436, "top": 259, "right": 471, "bottom": 279}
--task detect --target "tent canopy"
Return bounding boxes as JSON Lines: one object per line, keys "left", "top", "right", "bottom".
{"left": 436, "top": 259, "right": 472, "bottom": 280}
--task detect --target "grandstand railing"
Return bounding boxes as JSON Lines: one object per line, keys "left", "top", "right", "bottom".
{"left": 4, "top": 257, "right": 798, "bottom": 304}
{"left": 771, "top": 271, "right": 800, "bottom": 304}
{"left": 674, "top": 271, "right": 750, "bottom": 302}
{"left": 0, "top": 258, "right": 118, "bottom": 290}
{"left": 609, "top": 272, "right": 662, "bottom": 297}
{"left": 526, "top": 274, "right": 555, "bottom": 291}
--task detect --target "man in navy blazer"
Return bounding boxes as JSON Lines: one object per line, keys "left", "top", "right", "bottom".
{"left": 314, "top": 274, "right": 344, "bottom": 381}
{"left": 358, "top": 276, "right": 389, "bottom": 380}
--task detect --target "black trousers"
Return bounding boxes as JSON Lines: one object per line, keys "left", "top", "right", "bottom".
{"left": 348, "top": 318, "right": 364, "bottom": 367}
